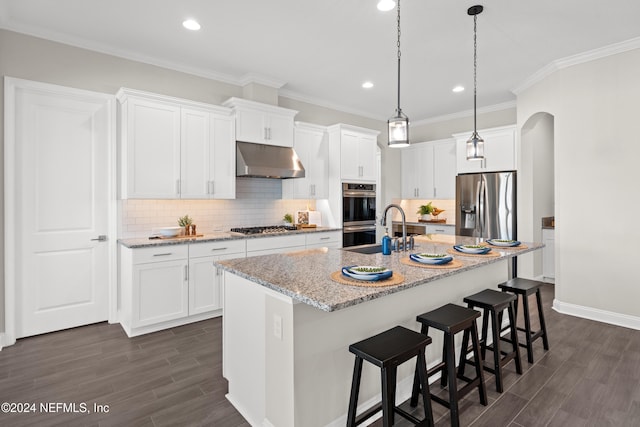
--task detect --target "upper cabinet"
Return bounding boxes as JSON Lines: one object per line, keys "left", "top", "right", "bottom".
{"left": 223, "top": 97, "right": 297, "bottom": 148}
{"left": 401, "top": 139, "right": 456, "bottom": 199}
{"left": 118, "top": 89, "right": 235, "bottom": 199}
{"left": 454, "top": 125, "right": 517, "bottom": 174}
{"left": 282, "top": 122, "right": 329, "bottom": 199}
{"left": 328, "top": 124, "right": 379, "bottom": 183}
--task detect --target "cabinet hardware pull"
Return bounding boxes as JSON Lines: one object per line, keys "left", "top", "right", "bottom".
{"left": 153, "top": 253, "right": 172, "bottom": 257}
{"left": 210, "top": 247, "right": 228, "bottom": 251}
{"left": 209, "top": 181, "right": 214, "bottom": 195}
{"left": 176, "top": 179, "right": 181, "bottom": 195}
{"left": 267, "top": 127, "right": 271, "bottom": 140}
{"left": 434, "top": 187, "right": 437, "bottom": 198}
{"left": 320, "top": 237, "right": 330, "bottom": 240}
{"left": 184, "top": 265, "right": 189, "bottom": 281}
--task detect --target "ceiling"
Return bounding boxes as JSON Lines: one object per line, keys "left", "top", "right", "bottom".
{"left": 2, "top": 0, "right": 640, "bottom": 122}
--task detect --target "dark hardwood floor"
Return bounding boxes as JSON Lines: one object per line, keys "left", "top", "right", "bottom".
{"left": 1, "top": 283, "right": 639, "bottom": 426}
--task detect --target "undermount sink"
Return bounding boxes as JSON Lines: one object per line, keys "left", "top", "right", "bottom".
{"left": 343, "top": 244, "right": 383, "bottom": 254}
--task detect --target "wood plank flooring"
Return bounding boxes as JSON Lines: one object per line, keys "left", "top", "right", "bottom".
{"left": 1, "top": 283, "right": 639, "bottom": 426}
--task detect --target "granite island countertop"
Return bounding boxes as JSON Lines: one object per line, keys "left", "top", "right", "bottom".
{"left": 215, "top": 234, "right": 543, "bottom": 312}
{"left": 118, "top": 227, "right": 342, "bottom": 248}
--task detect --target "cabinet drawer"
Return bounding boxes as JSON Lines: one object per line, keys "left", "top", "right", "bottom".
{"left": 306, "top": 231, "right": 341, "bottom": 246}
{"left": 189, "top": 239, "right": 246, "bottom": 258}
{"left": 246, "top": 234, "right": 306, "bottom": 252}
{"left": 424, "top": 225, "right": 455, "bottom": 235}
{"left": 132, "top": 244, "right": 189, "bottom": 264}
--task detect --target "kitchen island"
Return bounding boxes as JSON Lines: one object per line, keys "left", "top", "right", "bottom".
{"left": 216, "top": 235, "right": 542, "bottom": 427}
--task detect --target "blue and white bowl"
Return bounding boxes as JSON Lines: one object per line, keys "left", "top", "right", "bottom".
{"left": 487, "top": 239, "right": 521, "bottom": 247}
{"left": 341, "top": 266, "right": 392, "bottom": 281}
{"left": 453, "top": 245, "right": 491, "bottom": 255}
{"left": 409, "top": 253, "right": 454, "bottom": 265}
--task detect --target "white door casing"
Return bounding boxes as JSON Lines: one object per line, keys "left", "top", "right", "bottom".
{"left": 4, "top": 78, "right": 116, "bottom": 343}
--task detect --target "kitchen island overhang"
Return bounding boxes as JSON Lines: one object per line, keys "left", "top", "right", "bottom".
{"left": 216, "top": 235, "right": 543, "bottom": 427}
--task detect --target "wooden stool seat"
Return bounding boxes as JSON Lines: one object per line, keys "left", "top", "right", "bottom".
{"left": 459, "top": 289, "right": 523, "bottom": 393}
{"left": 347, "top": 326, "right": 434, "bottom": 427}
{"left": 410, "top": 303, "right": 487, "bottom": 427}
{"left": 498, "top": 278, "right": 550, "bottom": 363}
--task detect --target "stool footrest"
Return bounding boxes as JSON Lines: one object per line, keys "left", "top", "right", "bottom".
{"left": 395, "top": 407, "right": 424, "bottom": 424}
{"left": 353, "top": 402, "right": 382, "bottom": 426}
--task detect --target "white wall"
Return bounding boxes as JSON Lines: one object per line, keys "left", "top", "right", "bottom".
{"left": 517, "top": 48, "right": 640, "bottom": 322}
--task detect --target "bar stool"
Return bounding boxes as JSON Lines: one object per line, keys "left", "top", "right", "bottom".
{"left": 347, "top": 326, "right": 434, "bottom": 427}
{"left": 457, "top": 289, "right": 523, "bottom": 393}
{"left": 498, "top": 278, "right": 550, "bottom": 363}
{"left": 409, "top": 304, "right": 487, "bottom": 427}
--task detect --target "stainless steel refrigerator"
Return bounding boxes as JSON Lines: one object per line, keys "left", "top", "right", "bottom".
{"left": 455, "top": 171, "right": 517, "bottom": 240}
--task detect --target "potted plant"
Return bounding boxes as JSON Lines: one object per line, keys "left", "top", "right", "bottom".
{"left": 417, "top": 202, "right": 435, "bottom": 220}
{"left": 178, "top": 215, "right": 193, "bottom": 235}
{"left": 283, "top": 213, "right": 293, "bottom": 225}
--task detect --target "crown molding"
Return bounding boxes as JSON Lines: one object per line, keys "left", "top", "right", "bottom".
{"left": 411, "top": 100, "right": 517, "bottom": 127}
{"left": 239, "top": 73, "right": 286, "bottom": 89}
{"left": 278, "top": 88, "right": 387, "bottom": 121}
{"left": 512, "top": 36, "right": 640, "bottom": 95}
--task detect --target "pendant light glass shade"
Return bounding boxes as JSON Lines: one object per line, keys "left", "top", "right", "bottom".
{"left": 388, "top": 110, "right": 409, "bottom": 147}
{"left": 388, "top": 0, "right": 409, "bottom": 148}
{"left": 466, "top": 131, "right": 484, "bottom": 159}
{"left": 466, "top": 5, "right": 484, "bottom": 161}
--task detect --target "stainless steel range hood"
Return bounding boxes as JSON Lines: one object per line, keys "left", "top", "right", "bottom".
{"left": 236, "top": 141, "right": 305, "bottom": 179}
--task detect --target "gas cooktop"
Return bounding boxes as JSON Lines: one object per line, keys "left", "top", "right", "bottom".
{"left": 230, "top": 225, "right": 298, "bottom": 235}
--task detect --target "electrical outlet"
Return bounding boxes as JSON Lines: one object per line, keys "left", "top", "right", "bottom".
{"left": 273, "top": 315, "right": 282, "bottom": 340}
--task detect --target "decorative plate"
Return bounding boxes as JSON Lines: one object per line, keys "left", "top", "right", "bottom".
{"left": 453, "top": 245, "right": 492, "bottom": 255}
{"left": 341, "top": 266, "right": 393, "bottom": 281}
{"left": 409, "top": 253, "right": 454, "bottom": 265}
{"left": 487, "top": 239, "right": 521, "bottom": 247}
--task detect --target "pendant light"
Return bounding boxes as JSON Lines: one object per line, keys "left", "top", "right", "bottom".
{"left": 388, "top": 0, "right": 409, "bottom": 148}
{"left": 466, "top": 5, "right": 484, "bottom": 160}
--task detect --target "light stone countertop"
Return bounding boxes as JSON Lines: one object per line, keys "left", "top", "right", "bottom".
{"left": 118, "top": 227, "right": 342, "bottom": 249}
{"left": 215, "top": 235, "right": 544, "bottom": 312}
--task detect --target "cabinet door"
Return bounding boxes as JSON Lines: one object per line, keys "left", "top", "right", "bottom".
{"left": 181, "top": 108, "right": 210, "bottom": 199}
{"left": 189, "top": 252, "right": 243, "bottom": 315}
{"left": 433, "top": 140, "right": 456, "bottom": 199}
{"left": 132, "top": 259, "right": 188, "bottom": 327}
{"left": 235, "top": 109, "right": 266, "bottom": 143}
{"left": 358, "top": 135, "right": 378, "bottom": 182}
{"left": 309, "top": 130, "right": 328, "bottom": 199}
{"left": 401, "top": 148, "right": 418, "bottom": 199}
{"left": 126, "top": 98, "right": 181, "bottom": 198}
{"left": 340, "top": 132, "right": 361, "bottom": 180}
{"left": 210, "top": 113, "right": 236, "bottom": 199}
{"left": 484, "top": 129, "right": 516, "bottom": 172}
{"left": 415, "top": 145, "right": 434, "bottom": 198}
{"left": 266, "top": 113, "right": 294, "bottom": 147}
{"left": 456, "top": 137, "right": 485, "bottom": 174}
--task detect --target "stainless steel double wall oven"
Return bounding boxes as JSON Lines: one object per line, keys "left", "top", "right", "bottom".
{"left": 342, "top": 183, "right": 376, "bottom": 247}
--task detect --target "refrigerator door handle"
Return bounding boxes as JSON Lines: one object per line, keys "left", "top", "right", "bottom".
{"left": 476, "top": 179, "right": 482, "bottom": 236}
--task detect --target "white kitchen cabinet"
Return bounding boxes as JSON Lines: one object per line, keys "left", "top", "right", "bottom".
{"left": 246, "top": 234, "right": 307, "bottom": 256}
{"left": 223, "top": 97, "right": 297, "bottom": 147}
{"left": 454, "top": 125, "right": 517, "bottom": 174}
{"left": 188, "top": 239, "right": 246, "bottom": 315}
{"left": 305, "top": 231, "right": 342, "bottom": 249}
{"left": 424, "top": 224, "right": 455, "bottom": 235}
{"left": 542, "top": 228, "right": 555, "bottom": 280}
{"left": 401, "top": 139, "right": 456, "bottom": 199}
{"left": 118, "top": 88, "right": 235, "bottom": 199}
{"left": 126, "top": 245, "right": 190, "bottom": 330}
{"left": 328, "top": 124, "right": 379, "bottom": 183}
{"left": 282, "top": 122, "right": 328, "bottom": 199}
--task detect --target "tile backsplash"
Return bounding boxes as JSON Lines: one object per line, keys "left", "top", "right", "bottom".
{"left": 119, "top": 178, "right": 316, "bottom": 238}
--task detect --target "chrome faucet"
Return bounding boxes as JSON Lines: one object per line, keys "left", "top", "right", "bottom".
{"left": 380, "top": 204, "right": 411, "bottom": 251}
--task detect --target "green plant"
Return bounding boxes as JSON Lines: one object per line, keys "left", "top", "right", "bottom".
{"left": 178, "top": 215, "right": 193, "bottom": 227}
{"left": 283, "top": 213, "right": 293, "bottom": 224}
{"left": 417, "top": 202, "right": 435, "bottom": 216}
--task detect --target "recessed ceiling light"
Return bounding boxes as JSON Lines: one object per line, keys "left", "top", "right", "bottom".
{"left": 182, "top": 19, "right": 201, "bottom": 31}
{"left": 362, "top": 81, "right": 374, "bottom": 89}
{"left": 452, "top": 85, "right": 465, "bottom": 93}
{"left": 377, "top": 0, "right": 396, "bottom": 12}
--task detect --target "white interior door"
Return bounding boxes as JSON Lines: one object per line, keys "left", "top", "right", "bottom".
{"left": 9, "top": 80, "right": 113, "bottom": 338}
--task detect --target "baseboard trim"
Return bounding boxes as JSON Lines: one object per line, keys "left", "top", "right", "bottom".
{"left": 0, "top": 333, "right": 4, "bottom": 350}
{"left": 553, "top": 299, "right": 640, "bottom": 330}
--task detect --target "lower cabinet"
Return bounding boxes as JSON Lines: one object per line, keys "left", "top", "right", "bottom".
{"left": 305, "top": 231, "right": 342, "bottom": 249}
{"left": 424, "top": 224, "right": 455, "bottom": 235}
{"left": 119, "top": 240, "right": 245, "bottom": 337}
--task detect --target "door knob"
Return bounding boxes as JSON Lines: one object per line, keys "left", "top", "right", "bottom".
{"left": 91, "top": 235, "right": 108, "bottom": 242}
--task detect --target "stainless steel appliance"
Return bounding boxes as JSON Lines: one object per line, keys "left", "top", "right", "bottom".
{"left": 236, "top": 141, "right": 305, "bottom": 179}
{"left": 230, "top": 225, "right": 297, "bottom": 235}
{"left": 342, "top": 183, "right": 376, "bottom": 247}
{"left": 456, "top": 171, "right": 516, "bottom": 240}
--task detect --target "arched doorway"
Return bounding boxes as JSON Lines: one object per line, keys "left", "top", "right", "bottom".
{"left": 519, "top": 112, "right": 554, "bottom": 279}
